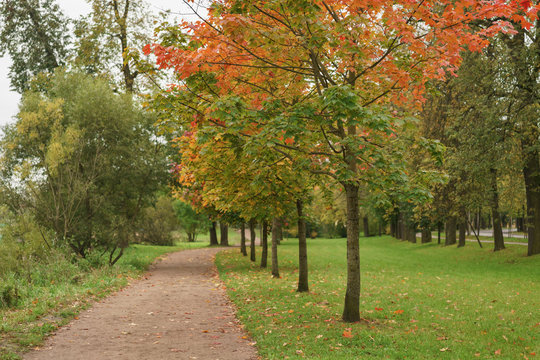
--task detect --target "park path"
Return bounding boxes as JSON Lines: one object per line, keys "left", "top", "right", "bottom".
{"left": 25, "top": 248, "right": 258, "bottom": 360}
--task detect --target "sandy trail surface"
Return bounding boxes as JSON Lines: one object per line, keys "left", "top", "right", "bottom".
{"left": 25, "top": 247, "right": 258, "bottom": 360}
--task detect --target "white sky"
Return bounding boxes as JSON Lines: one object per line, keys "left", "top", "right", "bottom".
{"left": 0, "top": 0, "right": 203, "bottom": 127}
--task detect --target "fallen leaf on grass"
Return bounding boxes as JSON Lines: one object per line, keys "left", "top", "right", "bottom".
{"left": 394, "top": 310, "right": 404, "bottom": 315}
{"left": 343, "top": 328, "right": 353, "bottom": 338}
{"left": 375, "top": 307, "right": 383, "bottom": 311}
{"left": 439, "top": 347, "right": 450, "bottom": 352}
{"left": 494, "top": 349, "right": 501, "bottom": 355}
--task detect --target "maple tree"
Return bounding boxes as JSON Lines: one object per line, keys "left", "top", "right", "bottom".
{"left": 147, "top": 0, "right": 536, "bottom": 321}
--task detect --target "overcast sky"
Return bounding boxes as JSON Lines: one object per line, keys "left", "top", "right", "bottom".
{"left": 0, "top": 0, "right": 203, "bottom": 127}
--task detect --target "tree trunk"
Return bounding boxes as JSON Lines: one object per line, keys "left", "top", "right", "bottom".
{"left": 458, "top": 221, "right": 466, "bottom": 248}
{"left": 240, "top": 222, "right": 247, "bottom": 256}
{"left": 219, "top": 222, "right": 229, "bottom": 246}
{"left": 111, "top": 0, "right": 137, "bottom": 92}
{"left": 437, "top": 222, "right": 441, "bottom": 245}
{"left": 249, "top": 219, "right": 256, "bottom": 262}
{"left": 398, "top": 213, "right": 407, "bottom": 241}
{"left": 407, "top": 224, "right": 416, "bottom": 243}
{"left": 260, "top": 220, "right": 268, "bottom": 268}
{"left": 209, "top": 222, "right": 218, "bottom": 246}
{"left": 363, "top": 216, "right": 370, "bottom": 237}
{"left": 271, "top": 217, "right": 280, "bottom": 278}
{"left": 445, "top": 217, "right": 457, "bottom": 246}
{"left": 342, "top": 183, "right": 360, "bottom": 322}
{"left": 296, "top": 199, "right": 309, "bottom": 293}
{"left": 421, "top": 229, "right": 432, "bottom": 243}
{"left": 523, "top": 145, "right": 540, "bottom": 256}
{"left": 490, "top": 168, "right": 505, "bottom": 251}
{"left": 390, "top": 217, "right": 398, "bottom": 239}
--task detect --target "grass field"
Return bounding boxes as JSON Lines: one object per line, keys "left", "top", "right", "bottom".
{"left": 0, "top": 241, "right": 208, "bottom": 359}
{"left": 216, "top": 236, "right": 539, "bottom": 359}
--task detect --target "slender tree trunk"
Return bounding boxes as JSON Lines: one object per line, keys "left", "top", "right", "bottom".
{"left": 421, "top": 229, "right": 432, "bottom": 243}
{"left": 342, "top": 183, "right": 360, "bottom": 322}
{"left": 437, "top": 222, "right": 441, "bottom": 244}
{"left": 445, "top": 217, "right": 457, "bottom": 246}
{"left": 399, "top": 213, "right": 407, "bottom": 241}
{"left": 407, "top": 224, "right": 416, "bottom": 243}
{"left": 271, "top": 217, "right": 280, "bottom": 278}
{"left": 390, "top": 214, "right": 397, "bottom": 238}
{"left": 458, "top": 221, "right": 466, "bottom": 248}
{"left": 490, "top": 168, "right": 505, "bottom": 251}
{"left": 296, "top": 199, "right": 309, "bottom": 293}
{"left": 249, "top": 219, "right": 256, "bottom": 262}
{"left": 240, "top": 222, "right": 247, "bottom": 256}
{"left": 219, "top": 222, "right": 229, "bottom": 246}
{"left": 260, "top": 220, "right": 268, "bottom": 268}
{"left": 209, "top": 222, "right": 218, "bottom": 246}
{"left": 363, "top": 216, "right": 370, "bottom": 237}
{"left": 523, "top": 146, "right": 540, "bottom": 256}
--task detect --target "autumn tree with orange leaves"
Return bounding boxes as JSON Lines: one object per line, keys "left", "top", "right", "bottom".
{"left": 147, "top": 0, "right": 536, "bottom": 322}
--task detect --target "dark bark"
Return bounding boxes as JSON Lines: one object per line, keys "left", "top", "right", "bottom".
{"left": 111, "top": 0, "right": 138, "bottom": 92}
{"left": 240, "top": 223, "right": 247, "bottom": 256}
{"left": 490, "top": 168, "right": 505, "bottom": 251}
{"left": 523, "top": 145, "right": 540, "bottom": 256}
{"left": 296, "top": 199, "right": 309, "bottom": 293}
{"left": 421, "top": 229, "right": 432, "bottom": 243}
{"left": 363, "top": 216, "right": 370, "bottom": 237}
{"left": 390, "top": 215, "right": 397, "bottom": 238}
{"left": 342, "top": 183, "right": 360, "bottom": 322}
{"left": 445, "top": 217, "right": 457, "bottom": 246}
{"left": 398, "top": 213, "right": 407, "bottom": 241}
{"left": 209, "top": 222, "right": 218, "bottom": 246}
{"left": 271, "top": 217, "right": 280, "bottom": 278}
{"left": 260, "top": 220, "right": 268, "bottom": 268}
{"left": 458, "top": 221, "right": 466, "bottom": 248}
{"left": 437, "top": 222, "right": 442, "bottom": 245}
{"left": 407, "top": 224, "right": 416, "bottom": 243}
{"left": 249, "top": 219, "right": 256, "bottom": 262}
{"left": 219, "top": 222, "right": 229, "bottom": 246}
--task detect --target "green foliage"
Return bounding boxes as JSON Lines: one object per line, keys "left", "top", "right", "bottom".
{"left": 173, "top": 200, "right": 210, "bottom": 242}
{"left": 0, "top": 0, "right": 70, "bottom": 92}
{"left": 217, "top": 237, "right": 539, "bottom": 359}
{"left": 0, "top": 70, "right": 168, "bottom": 262}
{"left": 136, "top": 196, "right": 180, "bottom": 246}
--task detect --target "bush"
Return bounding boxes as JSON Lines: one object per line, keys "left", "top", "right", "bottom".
{"left": 0, "top": 277, "right": 20, "bottom": 309}
{"left": 136, "top": 196, "right": 179, "bottom": 246}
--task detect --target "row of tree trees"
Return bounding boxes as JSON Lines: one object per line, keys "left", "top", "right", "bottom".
{"left": 146, "top": 0, "right": 539, "bottom": 323}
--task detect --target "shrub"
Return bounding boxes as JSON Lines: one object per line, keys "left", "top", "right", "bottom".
{"left": 137, "top": 196, "right": 179, "bottom": 246}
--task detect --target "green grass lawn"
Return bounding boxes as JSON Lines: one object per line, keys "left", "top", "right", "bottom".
{"left": 216, "top": 236, "right": 539, "bottom": 359}
{"left": 0, "top": 241, "right": 208, "bottom": 359}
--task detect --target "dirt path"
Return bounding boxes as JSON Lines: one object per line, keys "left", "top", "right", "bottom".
{"left": 25, "top": 248, "right": 258, "bottom": 360}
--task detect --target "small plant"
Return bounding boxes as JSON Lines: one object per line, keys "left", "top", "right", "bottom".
{"left": 0, "top": 282, "right": 20, "bottom": 309}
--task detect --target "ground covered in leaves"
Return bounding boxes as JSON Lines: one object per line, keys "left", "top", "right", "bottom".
{"left": 216, "top": 236, "right": 539, "bottom": 359}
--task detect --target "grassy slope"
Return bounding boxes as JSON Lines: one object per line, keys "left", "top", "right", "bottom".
{"left": 216, "top": 237, "right": 539, "bottom": 359}
{"left": 0, "top": 242, "right": 207, "bottom": 360}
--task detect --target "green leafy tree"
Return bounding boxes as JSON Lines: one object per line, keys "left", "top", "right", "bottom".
{"left": 173, "top": 200, "right": 210, "bottom": 242}
{"left": 0, "top": 70, "right": 167, "bottom": 263}
{"left": 0, "top": 0, "right": 70, "bottom": 92}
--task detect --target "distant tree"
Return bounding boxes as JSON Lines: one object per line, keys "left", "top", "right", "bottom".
{"left": 0, "top": 0, "right": 70, "bottom": 92}
{"left": 138, "top": 196, "right": 179, "bottom": 246}
{"left": 173, "top": 200, "right": 210, "bottom": 242}
{"left": 74, "top": 0, "right": 156, "bottom": 92}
